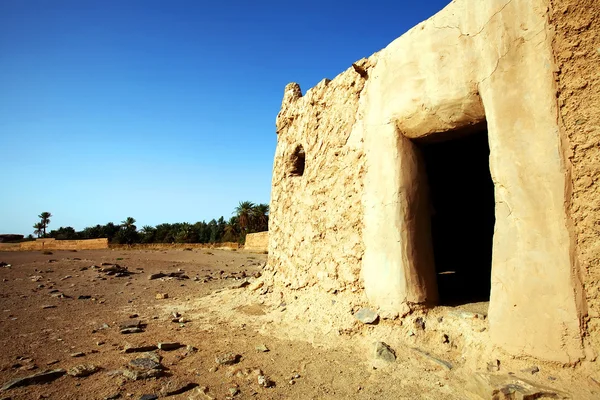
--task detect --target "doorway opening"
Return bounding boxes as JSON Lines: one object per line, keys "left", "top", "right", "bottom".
{"left": 416, "top": 127, "right": 495, "bottom": 306}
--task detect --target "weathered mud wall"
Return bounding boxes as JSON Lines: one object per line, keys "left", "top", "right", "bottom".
{"left": 109, "top": 242, "right": 240, "bottom": 250}
{"left": 269, "top": 59, "right": 374, "bottom": 293}
{"left": 19, "top": 238, "right": 108, "bottom": 251}
{"left": 244, "top": 232, "right": 268, "bottom": 253}
{"left": 549, "top": 0, "right": 600, "bottom": 358}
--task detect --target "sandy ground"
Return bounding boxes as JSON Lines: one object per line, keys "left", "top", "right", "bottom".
{"left": 0, "top": 249, "right": 597, "bottom": 400}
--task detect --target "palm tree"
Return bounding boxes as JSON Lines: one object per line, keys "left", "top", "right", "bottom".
{"left": 252, "top": 203, "right": 269, "bottom": 232}
{"left": 234, "top": 201, "right": 255, "bottom": 232}
{"left": 38, "top": 212, "right": 52, "bottom": 237}
{"left": 121, "top": 217, "right": 137, "bottom": 230}
{"left": 33, "top": 222, "right": 44, "bottom": 238}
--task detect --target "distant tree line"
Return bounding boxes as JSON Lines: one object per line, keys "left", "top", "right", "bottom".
{"left": 35, "top": 201, "right": 268, "bottom": 245}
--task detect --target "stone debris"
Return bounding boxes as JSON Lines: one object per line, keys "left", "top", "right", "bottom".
{"left": 41, "top": 305, "right": 57, "bottom": 309}
{"left": 410, "top": 348, "right": 452, "bottom": 370}
{"left": 374, "top": 342, "right": 396, "bottom": 364}
{"left": 67, "top": 364, "right": 100, "bottom": 377}
{"left": 70, "top": 352, "right": 85, "bottom": 358}
{"left": 257, "top": 374, "right": 275, "bottom": 388}
{"left": 159, "top": 380, "right": 199, "bottom": 396}
{"left": 1, "top": 369, "right": 66, "bottom": 391}
{"left": 215, "top": 353, "right": 241, "bottom": 365}
{"left": 129, "top": 358, "right": 161, "bottom": 371}
{"left": 520, "top": 366, "right": 540, "bottom": 375}
{"left": 123, "top": 344, "right": 158, "bottom": 353}
{"left": 121, "top": 356, "right": 164, "bottom": 381}
{"left": 0, "top": 262, "right": 11, "bottom": 268}
{"left": 158, "top": 342, "right": 183, "bottom": 351}
{"left": 487, "top": 359, "right": 501, "bottom": 372}
{"left": 99, "top": 264, "right": 131, "bottom": 277}
{"left": 119, "top": 320, "right": 141, "bottom": 330}
{"left": 156, "top": 293, "right": 169, "bottom": 299}
{"left": 120, "top": 327, "right": 143, "bottom": 334}
{"left": 255, "top": 344, "right": 269, "bottom": 352}
{"left": 139, "top": 395, "right": 158, "bottom": 400}
{"left": 466, "top": 373, "right": 568, "bottom": 399}
{"left": 148, "top": 273, "right": 166, "bottom": 280}
{"left": 228, "top": 386, "right": 240, "bottom": 396}
{"left": 353, "top": 308, "right": 379, "bottom": 324}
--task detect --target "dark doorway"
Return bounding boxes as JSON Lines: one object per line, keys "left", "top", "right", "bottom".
{"left": 417, "top": 128, "right": 495, "bottom": 306}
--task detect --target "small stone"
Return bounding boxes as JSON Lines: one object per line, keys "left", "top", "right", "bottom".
{"left": 1, "top": 369, "right": 66, "bottom": 390}
{"left": 158, "top": 342, "right": 182, "bottom": 351}
{"left": 129, "top": 314, "right": 139, "bottom": 319}
{"left": 121, "top": 368, "right": 163, "bottom": 381}
{"left": 487, "top": 359, "right": 500, "bottom": 372}
{"left": 67, "top": 364, "right": 100, "bottom": 377}
{"left": 354, "top": 308, "right": 379, "bottom": 324}
{"left": 139, "top": 395, "right": 158, "bottom": 400}
{"left": 41, "top": 305, "right": 56, "bottom": 309}
{"left": 129, "top": 358, "right": 161, "bottom": 371}
{"left": 70, "top": 352, "right": 85, "bottom": 358}
{"left": 155, "top": 293, "right": 168, "bottom": 299}
{"left": 159, "top": 380, "right": 199, "bottom": 396}
{"left": 228, "top": 387, "right": 240, "bottom": 396}
{"left": 119, "top": 320, "right": 141, "bottom": 330}
{"left": 148, "top": 273, "right": 166, "bottom": 280}
{"left": 257, "top": 375, "right": 274, "bottom": 388}
{"left": 215, "top": 353, "right": 240, "bottom": 365}
{"left": 255, "top": 344, "right": 269, "bottom": 353}
{"left": 123, "top": 344, "right": 158, "bottom": 353}
{"left": 520, "top": 366, "right": 539, "bottom": 375}
{"left": 374, "top": 342, "right": 396, "bottom": 363}
{"left": 46, "top": 360, "right": 59, "bottom": 366}
{"left": 120, "top": 327, "right": 143, "bottom": 334}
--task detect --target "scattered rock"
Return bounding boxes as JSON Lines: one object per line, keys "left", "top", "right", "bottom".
{"left": 139, "top": 395, "right": 157, "bottom": 400}
{"left": 70, "top": 352, "right": 85, "bottom": 358}
{"left": 374, "top": 342, "right": 396, "bottom": 364}
{"left": 129, "top": 314, "right": 139, "bottom": 319}
{"left": 487, "top": 359, "right": 501, "bottom": 372}
{"left": 354, "top": 308, "right": 379, "bottom": 324}
{"left": 414, "top": 317, "right": 426, "bottom": 330}
{"left": 122, "top": 368, "right": 163, "bottom": 381}
{"left": 159, "top": 380, "right": 199, "bottom": 396}
{"left": 255, "top": 344, "right": 269, "bottom": 353}
{"left": 148, "top": 273, "right": 166, "bottom": 280}
{"left": 129, "top": 358, "right": 161, "bottom": 371}
{"left": 67, "top": 364, "right": 100, "bottom": 377}
{"left": 1, "top": 369, "right": 66, "bottom": 391}
{"left": 155, "top": 293, "right": 168, "bottom": 300}
{"left": 215, "top": 353, "right": 240, "bottom": 365}
{"left": 46, "top": 360, "right": 59, "bottom": 366}
{"left": 119, "top": 320, "right": 141, "bottom": 330}
{"left": 158, "top": 342, "right": 182, "bottom": 351}
{"left": 120, "top": 327, "right": 143, "bottom": 334}
{"left": 257, "top": 375, "right": 274, "bottom": 388}
{"left": 520, "top": 366, "right": 539, "bottom": 375}
{"left": 41, "top": 305, "right": 56, "bottom": 309}
{"left": 228, "top": 387, "right": 240, "bottom": 396}
{"left": 77, "top": 295, "right": 91, "bottom": 300}
{"left": 123, "top": 344, "right": 158, "bottom": 353}
{"left": 466, "top": 373, "right": 567, "bottom": 399}
{"left": 142, "top": 352, "right": 162, "bottom": 364}
{"left": 411, "top": 348, "right": 452, "bottom": 370}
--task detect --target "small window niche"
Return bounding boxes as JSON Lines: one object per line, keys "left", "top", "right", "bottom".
{"left": 288, "top": 145, "right": 306, "bottom": 177}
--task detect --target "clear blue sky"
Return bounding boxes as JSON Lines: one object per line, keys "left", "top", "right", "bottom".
{"left": 1, "top": 0, "right": 450, "bottom": 235}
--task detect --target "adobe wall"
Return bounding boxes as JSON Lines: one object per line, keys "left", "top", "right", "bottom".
{"left": 549, "top": 0, "right": 600, "bottom": 358}
{"left": 244, "top": 232, "right": 269, "bottom": 253}
{"left": 18, "top": 238, "right": 109, "bottom": 251}
{"left": 109, "top": 242, "right": 241, "bottom": 250}
{"left": 269, "top": 0, "right": 595, "bottom": 364}
{"left": 269, "top": 61, "right": 374, "bottom": 292}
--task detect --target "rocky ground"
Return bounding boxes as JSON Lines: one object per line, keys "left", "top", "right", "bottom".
{"left": 0, "top": 249, "right": 598, "bottom": 400}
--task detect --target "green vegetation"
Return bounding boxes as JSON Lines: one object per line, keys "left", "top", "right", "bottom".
{"left": 42, "top": 201, "right": 269, "bottom": 245}
{"left": 32, "top": 212, "right": 52, "bottom": 238}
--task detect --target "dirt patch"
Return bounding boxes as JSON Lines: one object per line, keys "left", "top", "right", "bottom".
{"left": 0, "top": 249, "right": 596, "bottom": 399}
